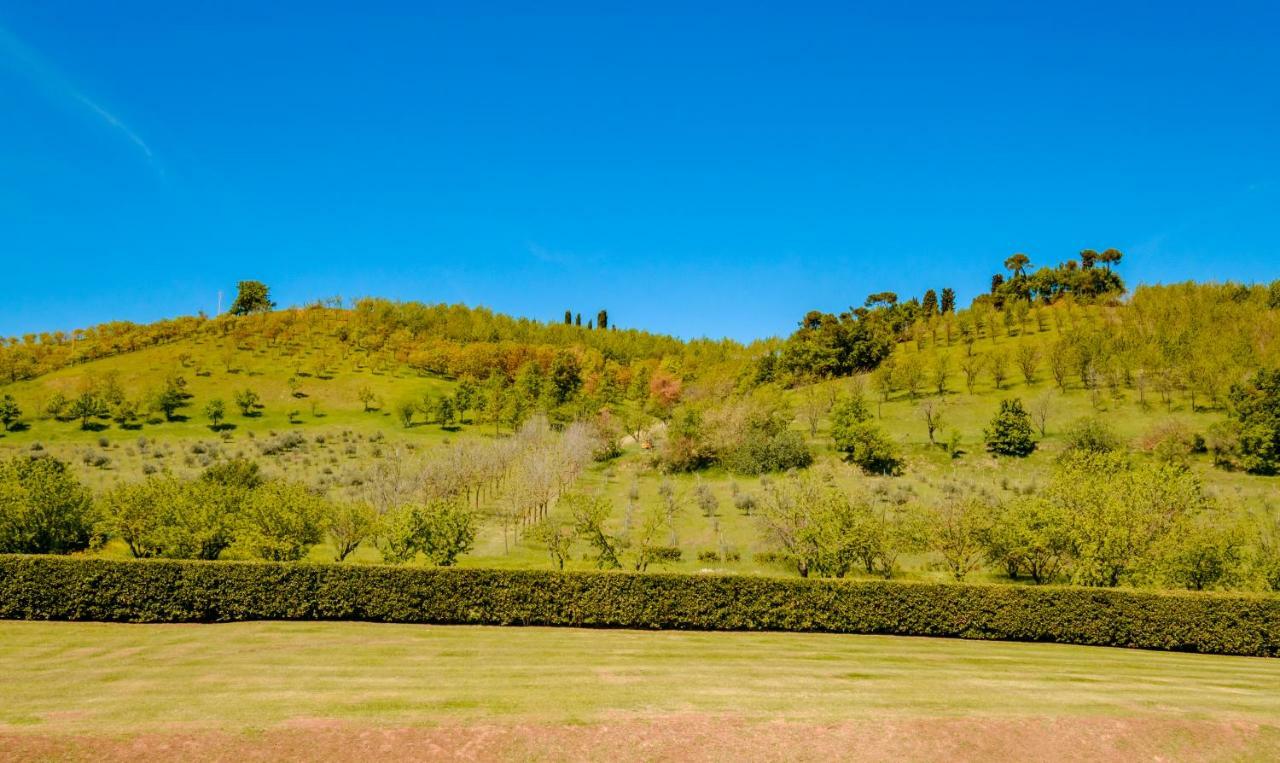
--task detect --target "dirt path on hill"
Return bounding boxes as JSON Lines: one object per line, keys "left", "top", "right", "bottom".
{"left": 3, "top": 715, "right": 1274, "bottom": 762}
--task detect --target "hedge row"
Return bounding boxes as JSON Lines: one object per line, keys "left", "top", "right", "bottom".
{"left": 1, "top": 555, "right": 1278, "bottom": 656}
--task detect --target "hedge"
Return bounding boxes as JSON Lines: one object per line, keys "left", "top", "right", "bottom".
{"left": 1, "top": 555, "right": 1278, "bottom": 657}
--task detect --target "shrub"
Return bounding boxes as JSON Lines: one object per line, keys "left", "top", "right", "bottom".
{"left": 1138, "top": 419, "right": 1199, "bottom": 465}
{"left": 1061, "top": 416, "right": 1121, "bottom": 456}
{"left": 0, "top": 456, "right": 94, "bottom": 555}
{"left": 830, "top": 396, "right": 902, "bottom": 474}
{"left": 1, "top": 557, "right": 1277, "bottom": 657}
{"left": 984, "top": 399, "right": 1037, "bottom": 457}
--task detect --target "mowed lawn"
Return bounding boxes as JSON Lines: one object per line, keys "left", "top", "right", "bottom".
{"left": 2, "top": 621, "right": 1280, "bottom": 761}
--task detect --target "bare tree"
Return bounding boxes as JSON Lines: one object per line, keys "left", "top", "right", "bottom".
{"left": 989, "top": 350, "right": 1010, "bottom": 390}
{"left": 919, "top": 399, "right": 946, "bottom": 445}
{"left": 1030, "top": 391, "right": 1054, "bottom": 437}
{"left": 1015, "top": 344, "right": 1040, "bottom": 385}
{"left": 959, "top": 354, "right": 985, "bottom": 395}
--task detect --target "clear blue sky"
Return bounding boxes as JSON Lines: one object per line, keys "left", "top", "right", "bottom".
{"left": 2, "top": 1, "right": 1278, "bottom": 342}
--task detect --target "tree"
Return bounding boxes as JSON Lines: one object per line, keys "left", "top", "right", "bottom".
{"left": 919, "top": 399, "right": 946, "bottom": 445}
{"left": 930, "top": 354, "right": 950, "bottom": 395}
{"left": 0, "top": 394, "right": 21, "bottom": 431}
{"left": 529, "top": 519, "right": 575, "bottom": 570}
{"left": 327, "top": 500, "right": 378, "bottom": 562}
{"left": 1029, "top": 391, "right": 1053, "bottom": 437}
{"left": 564, "top": 309, "right": 572, "bottom": 325}
{"left": 67, "top": 391, "right": 107, "bottom": 429}
{"left": 899, "top": 354, "right": 926, "bottom": 399}
{"left": 922, "top": 289, "right": 938, "bottom": 318}
{"left": 597, "top": 309, "right": 609, "bottom": 330}
{"left": 1098, "top": 248, "right": 1123, "bottom": 271}
{"left": 228, "top": 280, "right": 276, "bottom": 315}
{"left": 830, "top": 396, "right": 902, "bottom": 474}
{"left": 396, "top": 399, "right": 416, "bottom": 428}
{"left": 567, "top": 493, "right": 623, "bottom": 569}
{"left": 1003, "top": 253, "right": 1031, "bottom": 278}
{"left": 237, "top": 480, "right": 330, "bottom": 562}
{"left": 153, "top": 380, "right": 187, "bottom": 422}
{"left": 959, "top": 354, "right": 985, "bottom": 394}
{"left": 939, "top": 287, "right": 956, "bottom": 314}
{"left": 798, "top": 384, "right": 832, "bottom": 436}
{"left": 1150, "top": 513, "right": 1244, "bottom": 591}
{"left": 1047, "top": 452, "right": 1207, "bottom": 587}
{"left": 0, "top": 455, "right": 94, "bottom": 554}
{"left": 929, "top": 495, "right": 992, "bottom": 581}
{"left": 234, "top": 388, "right": 261, "bottom": 416}
{"left": 357, "top": 386, "right": 378, "bottom": 412}
{"left": 204, "top": 398, "right": 226, "bottom": 430}
{"left": 988, "top": 350, "right": 1009, "bottom": 390}
{"left": 1226, "top": 368, "right": 1280, "bottom": 475}
{"left": 1015, "top": 344, "right": 1040, "bottom": 385}
{"left": 1080, "top": 249, "right": 1098, "bottom": 269}
{"left": 984, "top": 399, "right": 1036, "bottom": 456}
{"left": 984, "top": 496, "right": 1071, "bottom": 583}
{"left": 418, "top": 499, "right": 476, "bottom": 566}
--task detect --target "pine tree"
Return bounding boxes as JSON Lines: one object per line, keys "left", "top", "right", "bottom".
{"left": 940, "top": 288, "right": 956, "bottom": 314}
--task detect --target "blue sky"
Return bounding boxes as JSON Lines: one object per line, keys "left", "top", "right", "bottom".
{"left": 2, "top": 1, "right": 1277, "bottom": 342}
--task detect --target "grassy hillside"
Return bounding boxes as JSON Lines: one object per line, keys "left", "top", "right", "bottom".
{"left": 1, "top": 290, "right": 1277, "bottom": 584}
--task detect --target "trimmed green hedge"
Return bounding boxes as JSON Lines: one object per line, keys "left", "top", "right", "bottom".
{"left": 1, "top": 555, "right": 1277, "bottom": 656}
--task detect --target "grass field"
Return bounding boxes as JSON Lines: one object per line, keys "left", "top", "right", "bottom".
{"left": 2, "top": 621, "right": 1279, "bottom": 760}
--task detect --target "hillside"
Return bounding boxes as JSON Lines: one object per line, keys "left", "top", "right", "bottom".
{"left": 1, "top": 278, "right": 1279, "bottom": 589}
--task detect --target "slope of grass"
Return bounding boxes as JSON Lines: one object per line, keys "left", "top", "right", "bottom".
{"left": 2, "top": 621, "right": 1278, "bottom": 732}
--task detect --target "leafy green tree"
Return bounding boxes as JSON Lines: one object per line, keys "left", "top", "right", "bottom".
{"left": 238, "top": 481, "right": 330, "bottom": 562}
{"left": 830, "top": 396, "right": 902, "bottom": 474}
{"left": 204, "top": 398, "right": 226, "bottom": 430}
{"left": 984, "top": 399, "right": 1036, "bottom": 456}
{"left": 234, "top": 388, "right": 261, "bottom": 416}
{"left": 375, "top": 500, "right": 476, "bottom": 566}
{"left": 1150, "top": 513, "right": 1245, "bottom": 591}
{"left": 67, "top": 391, "right": 107, "bottom": 429}
{"left": 44, "top": 392, "right": 68, "bottom": 421}
{"left": 419, "top": 500, "right": 476, "bottom": 566}
{"left": 1047, "top": 452, "right": 1207, "bottom": 587}
{"left": 596, "top": 309, "right": 609, "bottom": 329}
{"left": 0, "top": 394, "right": 21, "bottom": 431}
{"left": 153, "top": 381, "right": 187, "bottom": 422}
{"left": 1226, "top": 368, "right": 1280, "bottom": 475}
{"left": 0, "top": 455, "right": 94, "bottom": 554}
{"left": 983, "top": 496, "right": 1072, "bottom": 583}
{"left": 228, "top": 280, "right": 276, "bottom": 315}
{"left": 396, "top": 399, "right": 416, "bottom": 428}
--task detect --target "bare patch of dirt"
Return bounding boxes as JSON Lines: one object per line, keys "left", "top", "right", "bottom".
{"left": 1, "top": 715, "right": 1273, "bottom": 762}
